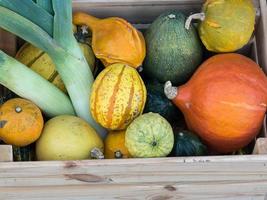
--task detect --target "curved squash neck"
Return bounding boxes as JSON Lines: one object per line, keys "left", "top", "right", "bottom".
{"left": 73, "top": 12, "right": 100, "bottom": 30}
{"left": 173, "top": 85, "right": 191, "bottom": 110}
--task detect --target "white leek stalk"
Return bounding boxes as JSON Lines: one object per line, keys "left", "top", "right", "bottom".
{"left": 0, "top": 51, "right": 75, "bottom": 117}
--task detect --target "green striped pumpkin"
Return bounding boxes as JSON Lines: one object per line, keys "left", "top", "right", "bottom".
{"left": 90, "top": 63, "right": 147, "bottom": 130}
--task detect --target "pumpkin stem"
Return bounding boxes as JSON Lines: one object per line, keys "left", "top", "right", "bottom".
{"left": 81, "top": 25, "right": 89, "bottom": 34}
{"left": 73, "top": 12, "right": 100, "bottom": 31}
{"left": 185, "top": 13, "right": 205, "bottom": 30}
{"left": 137, "top": 66, "right": 143, "bottom": 72}
{"left": 164, "top": 81, "right": 177, "bottom": 100}
{"left": 15, "top": 106, "right": 22, "bottom": 113}
{"left": 114, "top": 150, "right": 123, "bottom": 159}
{"left": 90, "top": 147, "right": 104, "bottom": 159}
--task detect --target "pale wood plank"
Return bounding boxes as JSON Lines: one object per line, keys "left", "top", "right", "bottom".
{"left": 1, "top": 156, "right": 267, "bottom": 184}
{"left": 0, "top": 182, "right": 267, "bottom": 200}
{"left": 0, "top": 145, "right": 13, "bottom": 162}
{"left": 253, "top": 138, "right": 267, "bottom": 154}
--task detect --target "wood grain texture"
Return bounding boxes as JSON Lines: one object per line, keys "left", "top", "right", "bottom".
{"left": 0, "top": 145, "right": 13, "bottom": 162}
{"left": 1, "top": 156, "right": 267, "bottom": 199}
{"left": 253, "top": 138, "right": 267, "bottom": 154}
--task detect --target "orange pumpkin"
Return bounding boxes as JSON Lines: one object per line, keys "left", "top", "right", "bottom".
{"left": 164, "top": 53, "right": 267, "bottom": 153}
{"left": 0, "top": 98, "right": 44, "bottom": 147}
{"left": 73, "top": 12, "right": 146, "bottom": 68}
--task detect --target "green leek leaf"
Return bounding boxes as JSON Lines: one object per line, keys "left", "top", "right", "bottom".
{"left": 36, "top": 0, "right": 54, "bottom": 15}
{"left": 0, "top": 0, "right": 53, "bottom": 36}
{"left": 0, "top": 6, "right": 59, "bottom": 57}
{"left": 52, "top": 0, "right": 80, "bottom": 58}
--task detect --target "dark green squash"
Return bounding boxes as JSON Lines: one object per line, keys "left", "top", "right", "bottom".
{"left": 171, "top": 130, "right": 207, "bottom": 156}
{"left": 13, "top": 144, "right": 36, "bottom": 161}
{"left": 144, "top": 80, "right": 182, "bottom": 123}
{"left": 144, "top": 10, "right": 203, "bottom": 85}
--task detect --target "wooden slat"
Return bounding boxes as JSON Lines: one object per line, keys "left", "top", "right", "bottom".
{"left": 0, "top": 29, "right": 17, "bottom": 57}
{"left": 1, "top": 182, "right": 267, "bottom": 200}
{"left": 72, "top": 0, "right": 260, "bottom": 24}
{"left": 255, "top": 0, "right": 267, "bottom": 73}
{"left": 253, "top": 138, "right": 267, "bottom": 154}
{"left": 1, "top": 156, "right": 267, "bottom": 199}
{"left": 0, "top": 145, "right": 13, "bottom": 162}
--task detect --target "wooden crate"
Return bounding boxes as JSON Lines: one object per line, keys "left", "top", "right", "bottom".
{"left": 0, "top": 0, "right": 267, "bottom": 199}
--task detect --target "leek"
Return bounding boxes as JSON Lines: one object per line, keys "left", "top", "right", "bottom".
{"left": 0, "top": 51, "right": 75, "bottom": 117}
{"left": 0, "top": 0, "right": 106, "bottom": 138}
{"left": 0, "top": 0, "right": 53, "bottom": 35}
{"left": 36, "top": 0, "right": 53, "bottom": 15}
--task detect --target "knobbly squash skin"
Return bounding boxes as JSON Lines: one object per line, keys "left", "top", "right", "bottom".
{"left": 144, "top": 10, "right": 203, "bottom": 85}
{"left": 125, "top": 113, "right": 174, "bottom": 158}
{"left": 0, "top": 98, "right": 44, "bottom": 147}
{"left": 167, "top": 54, "right": 267, "bottom": 153}
{"left": 73, "top": 12, "right": 146, "bottom": 68}
{"left": 90, "top": 63, "right": 147, "bottom": 130}
{"left": 199, "top": 0, "right": 255, "bottom": 52}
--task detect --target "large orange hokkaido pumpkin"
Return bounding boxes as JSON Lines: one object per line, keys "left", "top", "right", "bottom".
{"left": 164, "top": 53, "right": 267, "bottom": 153}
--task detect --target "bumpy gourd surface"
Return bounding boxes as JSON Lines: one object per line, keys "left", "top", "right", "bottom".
{"left": 199, "top": 0, "right": 255, "bottom": 52}
{"left": 125, "top": 113, "right": 174, "bottom": 158}
{"left": 144, "top": 10, "right": 203, "bottom": 85}
{"left": 90, "top": 64, "right": 147, "bottom": 130}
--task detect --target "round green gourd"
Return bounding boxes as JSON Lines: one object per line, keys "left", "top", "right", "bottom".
{"left": 144, "top": 10, "right": 203, "bottom": 85}
{"left": 125, "top": 113, "right": 174, "bottom": 158}
{"left": 144, "top": 80, "right": 182, "bottom": 123}
{"left": 171, "top": 130, "right": 207, "bottom": 157}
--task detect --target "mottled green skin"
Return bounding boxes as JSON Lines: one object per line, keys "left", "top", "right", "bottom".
{"left": 171, "top": 130, "right": 207, "bottom": 157}
{"left": 125, "top": 113, "right": 174, "bottom": 158}
{"left": 144, "top": 10, "right": 203, "bottom": 85}
{"left": 144, "top": 80, "right": 181, "bottom": 123}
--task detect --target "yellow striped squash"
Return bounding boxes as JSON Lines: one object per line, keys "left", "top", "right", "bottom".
{"left": 15, "top": 42, "right": 96, "bottom": 93}
{"left": 90, "top": 63, "right": 147, "bottom": 130}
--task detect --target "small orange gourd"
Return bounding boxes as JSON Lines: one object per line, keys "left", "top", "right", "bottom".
{"left": 165, "top": 54, "right": 267, "bottom": 153}
{"left": 104, "top": 130, "right": 131, "bottom": 159}
{"left": 73, "top": 12, "right": 146, "bottom": 69}
{"left": 0, "top": 98, "right": 44, "bottom": 147}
